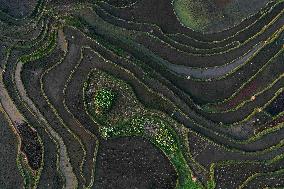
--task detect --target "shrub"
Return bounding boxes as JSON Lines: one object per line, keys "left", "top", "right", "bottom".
{"left": 94, "top": 88, "right": 115, "bottom": 113}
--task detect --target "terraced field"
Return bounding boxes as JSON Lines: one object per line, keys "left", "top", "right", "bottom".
{"left": 0, "top": 0, "right": 283, "bottom": 188}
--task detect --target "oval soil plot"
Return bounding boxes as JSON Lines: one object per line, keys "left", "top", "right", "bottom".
{"left": 94, "top": 137, "right": 177, "bottom": 189}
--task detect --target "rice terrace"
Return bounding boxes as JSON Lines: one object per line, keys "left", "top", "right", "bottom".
{"left": 0, "top": 0, "right": 283, "bottom": 188}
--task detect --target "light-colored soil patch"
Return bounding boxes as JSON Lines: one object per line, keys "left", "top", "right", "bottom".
{"left": 15, "top": 63, "right": 78, "bottom": 189}
{"left": 0, "top": 70, "right": 25, "bottom": 124}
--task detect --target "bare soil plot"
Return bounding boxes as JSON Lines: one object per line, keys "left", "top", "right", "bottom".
{"left": 93, "top": 137, "right": 177, "bottom": 189}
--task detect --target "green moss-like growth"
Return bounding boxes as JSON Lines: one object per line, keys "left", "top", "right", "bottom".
{"left": 17, "top": 153, "right": 39, "bottom": 189}
{"left": 19, "top": 30, "right": 57, "bottom": 64}
{"left": 173, "top": 0, "right": 270, "bottom": 33}
{"left": 94, "top": 88, "right": 115, "bottom": 113}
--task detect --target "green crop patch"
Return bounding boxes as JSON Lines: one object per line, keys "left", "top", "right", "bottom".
{"left": 94, "top": 88, "right": 116, "bottom": 113}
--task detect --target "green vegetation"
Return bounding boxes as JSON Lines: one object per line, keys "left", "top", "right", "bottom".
{"left": 94, "top": 88, "right": 116, "bottom": 113}
{"left": 19, "top": 30, "right": 58, "bottom": 63}
{"left": 84, "top": 71, "right": 217, "bottom": 189}
{"left": 173, "top": 0, "right": 211, "bottom": 31}
{"left": 17, "top": 153, "right": 40, "bottom": 189}
{"left": 100, "top": 115, "right": 204, "bottom": 189}
{"left": 173, "top": 0, "right": 271, "bottom": 33}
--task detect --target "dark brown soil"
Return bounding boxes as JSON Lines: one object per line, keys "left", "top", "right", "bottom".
{"left": 16, "top": 122, "right": 42, "bottom": 170}
{"left": 214, "top": 0, "right": 231, "bottom": 8}
{"left": 93, "top": 137, "right": 177, "bottom": 189}
{"left": 0, "top": 0, "right": 37, "bottom": 18}
{"left": 266, "top": 91, "right": 284, "bottom": 116}
{"left": 0, "top": 112, "right": 24, "bottom": 189}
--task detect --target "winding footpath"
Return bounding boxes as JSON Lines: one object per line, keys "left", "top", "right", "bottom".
{"left": 14, "top": 56, "right": 78, "bottom": 189}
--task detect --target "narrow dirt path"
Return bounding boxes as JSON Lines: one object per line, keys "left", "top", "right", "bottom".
{"left": 15, "top": 61, "right": 78, "bottom": 189}
{"left": 0, "top": 71, "right": 25, "bottom": 124}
